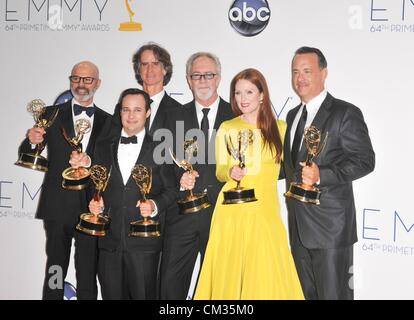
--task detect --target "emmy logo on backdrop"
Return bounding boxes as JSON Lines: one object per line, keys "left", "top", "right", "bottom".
{"left": 15, "top": 99, "right": 59, "bottom": 172}
{"left": 61, "top": 119, "right": 91, "bottom": 190}
{"left": 119, "top": 0, "right": 142, "bottom": 31}
{"left": 284, "top": 126, "right": 328, "bottom": 205}
{"left": 76, "top": 165, "right": 112, "bottom": 236}
{"left": 169, "top": 139, "right": 211, "bottom": 214}
{"left": 222, "top": 129, "right": 258, "bottom": 204}
{"left": 129, "top": 164, "right": 161, "bottom": 237}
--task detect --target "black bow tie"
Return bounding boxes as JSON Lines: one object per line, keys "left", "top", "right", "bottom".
{"left": 73, "top": 104, "right": 95, "bottom": 117}
{"left": 120, "top": 135, "right": 137, "bottom": 144}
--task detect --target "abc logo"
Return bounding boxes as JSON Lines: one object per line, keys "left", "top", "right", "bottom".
{"left": 228, "top": 0, "right": 271, "bottom": 37}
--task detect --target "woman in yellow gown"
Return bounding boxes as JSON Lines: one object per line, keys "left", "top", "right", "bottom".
{"left": 194, "top": 68, "right": 304, "bottom": 300}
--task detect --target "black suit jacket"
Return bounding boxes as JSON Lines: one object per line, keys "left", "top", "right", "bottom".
{"left": 165, "top": 98, "right": 234, "bottom": 224}
{"left": 147, "top": 92, "right": 182, "bottom": 136}
{"left": 93, "top": 131, "right": 178, "bottom": 252}
{"left": 18, "top": 100, "right": 110, "bottom": 223}
{"left": 284, "top": 93, "right": 375, "bottom": 249}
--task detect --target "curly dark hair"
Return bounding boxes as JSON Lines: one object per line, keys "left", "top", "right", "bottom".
{"left": 132, "top": 42, "right": 173, "bottom": 86}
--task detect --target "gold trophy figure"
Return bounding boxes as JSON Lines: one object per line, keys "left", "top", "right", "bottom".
{"left": 222, "top": 129, "right": 258, "bottom": 204}
{"left": 284, "top": 126, "right": 328, "bottom": 205}
{"left": 76, "top": 165, "right": 111, "bottom": 236}
{"left": 129, "top": 164, "right": 161, "bottom": 237}
{"left": 15, "top": 99, "right": 59, "bottom": 172}
{"left": 61, "top": 119, "right": 91, "bottom": 190}
{"left": 119, "top": 0, "right": 142, "bottom": 31}
{"left": 169, "top": 139, "right": 211, "bottom": 214}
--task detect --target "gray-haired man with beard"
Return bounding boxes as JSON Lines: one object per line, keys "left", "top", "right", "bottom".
{"left": 18, "top": 61, "right": 111, "bottom": 299}
{"left": 160, "top": 52, "right": 234, "bottom": 299}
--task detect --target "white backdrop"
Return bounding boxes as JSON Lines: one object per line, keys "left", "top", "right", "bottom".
{"left": 1, "top": 0, "right": 413, "bottom": 299}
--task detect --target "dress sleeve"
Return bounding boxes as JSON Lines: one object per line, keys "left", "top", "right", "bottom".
{"left": 215, "top": 121, "right": 232, "bottom": 183}
{"left": 277, "top": 120, "right": 287, "bottom": 161}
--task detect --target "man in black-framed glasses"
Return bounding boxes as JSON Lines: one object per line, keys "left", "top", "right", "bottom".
{"left": 18, "top": 61, "right": 111, "bottom": 300}
{"left": 189, "top": 73, "right": 217, "bottom": 81}
{"left": 69, "top": 64, "right": 101, "bottom": 104}
{"left": 69, "top": 75, "right": 97, "bottom": 85}
{"left": 160, "top": 52, "right": 234, "bottom": 300}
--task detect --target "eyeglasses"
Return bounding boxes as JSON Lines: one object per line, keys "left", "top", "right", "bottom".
{"left": 189, "top": 73, "right": 217, "bottom": 81}
{"left": 69, "top": 76, "right": 96, "bottom": 84}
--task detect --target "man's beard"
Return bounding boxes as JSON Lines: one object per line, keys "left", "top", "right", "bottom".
{"left": 71, "top": 87, "right": 96, "bottom": 102}
{"left": 194, "top": 87, "right": 214, "bottom": 101}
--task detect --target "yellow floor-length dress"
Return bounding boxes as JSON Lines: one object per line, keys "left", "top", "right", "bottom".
{"left": 194, "top": 116, "right": 304, "bottom": 300}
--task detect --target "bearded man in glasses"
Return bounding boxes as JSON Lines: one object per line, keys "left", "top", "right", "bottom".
{"left": 160, "top": 52, "right": 234, "bottom": 299}
{"left": 17, "top": 61, "right": 111, "bottom": 300}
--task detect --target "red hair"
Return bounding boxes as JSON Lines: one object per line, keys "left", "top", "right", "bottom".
{"left": 230, "top": 68, "right": 282, "bottom": 163}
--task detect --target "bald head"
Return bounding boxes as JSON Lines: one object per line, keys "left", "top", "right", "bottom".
{"left": 70, "top": 61, "right": 101, "bottom": 106}
{"left": 71, "top": 61, "right": 100, "bottom": 79}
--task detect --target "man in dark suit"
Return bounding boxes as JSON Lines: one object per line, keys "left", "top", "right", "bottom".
{"left": 86, "top": 88, "right": 177, "bottom": 299}
{"left": 160, "top": 52, "right": 234, "bottom": 299}
{"left": 132, "top": 42, "right": 181, "bottom": 136}
{"left": 18, "top": 61, "right": 110, "bottom": 299}
{"left": 283, "top": 47, "right": 375, "bottom": 300}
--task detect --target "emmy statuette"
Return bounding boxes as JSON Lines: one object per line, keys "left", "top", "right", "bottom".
{"left": 169, "top": 139, "right": 211, "bottom": 214}
{"left": 61, "top": 119, "right": 92, "bottom": 190}
{"left": 129, "top": 164, "right": 161, "bottom": 237}
{"left": 284, "top": 126, "right": 328, "bottom": 205}
{"left": 119, "top": 0, "right": 142, "bottom": 31}
{"left": 76, "top": 165, "right": 112, "bottom": 236}
{"left": 15, "top": 99, "right": 59, "bottom": 172}
{"left": 222, "top": 129, "right": 258, "bottom": 204}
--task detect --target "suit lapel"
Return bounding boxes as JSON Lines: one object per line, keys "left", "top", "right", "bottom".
{"left": 212, "top": 98, "right": 228, "bottom": 130}
{"left": 148, "top": 93, "right": 166, "bottom": 135}
{"left": 296, "top": 94, "right": 333, "bottom": 165}
{"left": 185, "top": 101, "right": 199, "bottom": 130}
{"left": 125, "top": 134, "right": 152, "bottom": 187}
{"left": 209, "top": 98, "right": 230, "bottom": 159}
{"left": 60, "top": 101, "right": 75, "bottom": 139}
{"left": 311, "top": 93, "right": 332, "bottom": 130}
{"left": 109, "top": 133, "right": 123, "bottom": 186}
{"left": 86, "top": 105, "right": 105, "bottom": 155}
{"left": 136, "top": 134, "right": 152, "bottom": 164}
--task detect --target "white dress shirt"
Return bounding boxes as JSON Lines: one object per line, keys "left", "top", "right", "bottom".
{"left": 195, "top": 96, "right": 220, "bottom": 142}
{"left": 149, "top": 90, "right": 165, "bottom": 130}
{"left": 118, "top": 128, "right": 145, "bottom": 184}
{"left": 290, "top": 90, "right": 327, "bottom": 149}
{"left": 117, "top": 128, "right": 158, "bottom": 216}
{"left": 71, "top": 99, "right": 94, "bottom": 153}
{"left": 31, "top": 99, "right": 94, "bottom": 151}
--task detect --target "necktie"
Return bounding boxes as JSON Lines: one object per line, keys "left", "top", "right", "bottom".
{"left": 291, "top": 105, "right": 307, "bottom": 164}
{"left": 201, "top": 108, "right": 210, "bottom": 164}
{"left": 120, "top": 135, "right": 137, "bottom": 144}
{"left": 74, "top": 104, "right": 95, "bottom": 117}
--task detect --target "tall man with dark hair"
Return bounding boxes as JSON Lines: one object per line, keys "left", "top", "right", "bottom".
{"left": 160, "top": 52, "right": 234, "bottom": 299}
{"left": 132, "top": 42, "right": 181, "bottom": 136}
{"left": 284, "top": 46, "right": 375, "bottom": 299}
{"left": 18, "top": 61, "right": 110, "bottom": 300}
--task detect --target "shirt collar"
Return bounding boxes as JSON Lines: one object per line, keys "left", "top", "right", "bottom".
{"left": 150, "top": 90, "right": 165, "bottom": 104}
{"left": 121, "top": 127, "right": 146, "bottom": 140}
{"left": 195, "top": 96, "right": 220, "bottom": 115}
{"left": 302, "top": 90, "right": 327, "bottom": 110}
{"left": 72, "top": 98, "right": 94, "bottom": 109}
